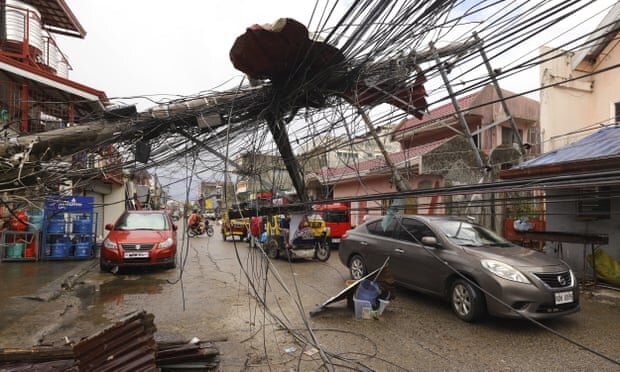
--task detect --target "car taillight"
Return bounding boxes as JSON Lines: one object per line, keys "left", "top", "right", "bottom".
{"left": 341, "top": 232, "right": 349, "bottom": 240}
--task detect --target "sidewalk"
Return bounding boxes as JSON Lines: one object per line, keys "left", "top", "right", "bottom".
{"left": 581, "top": 284, "right": 620, "bottom": 307}
{"left": 0, "top": 259, "right": 96, "bottom": 301}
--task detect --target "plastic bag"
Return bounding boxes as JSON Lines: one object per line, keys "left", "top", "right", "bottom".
{"left": 587, "top": 248, "right": 620, "bottom": 286}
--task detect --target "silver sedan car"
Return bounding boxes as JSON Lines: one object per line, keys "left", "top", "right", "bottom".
{"left": 339, "top": 215, "right": 579, "bottom": 322}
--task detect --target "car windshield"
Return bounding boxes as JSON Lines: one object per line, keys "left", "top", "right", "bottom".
{"left": 115, "top": 213, "right": 169, "bottom": 231}
{"left": 434, "top": 220, "right": 512, "bottom": 247}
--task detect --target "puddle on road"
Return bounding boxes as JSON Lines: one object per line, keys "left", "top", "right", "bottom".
{"left": 74, "top": 274, "right": 167, "bottom": 327}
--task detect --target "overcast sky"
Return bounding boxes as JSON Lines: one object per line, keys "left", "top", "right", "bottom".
{"left": 59, "top": 1, "right": 617, "bottom": 111}
{"left": 60, "top": 1, "right": 350, "bottom": 111}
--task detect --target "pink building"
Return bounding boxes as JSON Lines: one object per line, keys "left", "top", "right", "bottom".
{"left": 307, "top": 141, "right": 446, "bottom": 226}
{"left": 307, "top": 84, "right": 540, "bottom": 226}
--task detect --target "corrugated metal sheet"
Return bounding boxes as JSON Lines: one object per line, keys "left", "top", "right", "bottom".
{"left": 73, "top": 311, "right": 157, "bottom": 372}
{"left": 516, "top": 126, "right": 620, "bottom": 168}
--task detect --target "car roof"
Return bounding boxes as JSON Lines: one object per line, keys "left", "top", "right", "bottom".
{"left": 367, "top": 214, "right": 476, "bottom": 224}
{"left": 124, "top": 210, "right": 168, "bottom": 215}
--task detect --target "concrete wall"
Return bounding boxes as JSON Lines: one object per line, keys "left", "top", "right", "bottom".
{"left": 540, "top": 44, "right": 620, "bottom": 152}
{"left": 102, "top": 186, "right": 126, "bottom": 237}
{"left": 469, "top": 85, "right": 540, "bottom": 154}
{"left": 333, "top": 173, "right": 444, "bottom": 226}
{"left": 81, "top": 182, "right": 125, "bottom": 241}
{"left": 545, "top": 188, "right": 619, "bottom": 278}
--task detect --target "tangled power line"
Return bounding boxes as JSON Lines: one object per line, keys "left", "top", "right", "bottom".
{"left": 2, "top": 0, "right": 620, "bottom": 369}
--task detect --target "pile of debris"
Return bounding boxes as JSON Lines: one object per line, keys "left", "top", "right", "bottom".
{"left": 0, "top": 311, "right": 220, "bottom": 371}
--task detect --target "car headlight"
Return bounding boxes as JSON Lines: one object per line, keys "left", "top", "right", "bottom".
{"left": 159, "top": 238, "right": 174, "bottom": 249}
{"left": 103, "top": 238, "right": 118, "bottom": 249}
{"left": 481, "top": 259, "right": 530, "bottom": 284}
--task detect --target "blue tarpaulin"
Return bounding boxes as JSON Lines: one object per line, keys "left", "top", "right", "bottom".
{"left": 516, "top": 126, "right": 620, "bottom": 168}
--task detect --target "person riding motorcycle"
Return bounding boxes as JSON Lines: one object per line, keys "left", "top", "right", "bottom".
{"left": 188, "top": 209, "right": 202, "bottom": 231}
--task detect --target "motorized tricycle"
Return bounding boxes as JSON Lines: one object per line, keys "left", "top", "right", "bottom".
{"left": 221, "top": 210, "right": 249, "bottom": 241}
{"left": 263, "top": 212, "right": 330, "bottom": 261}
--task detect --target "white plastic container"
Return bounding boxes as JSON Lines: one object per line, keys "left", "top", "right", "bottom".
{"left": 377, "top": 298, "right": 390, "bottom": 315}
{"left": 354, "top": 297, "right": 390, "bottom": 319}
{"left": 353, "top": 297, "right": 372, "bottom": 320}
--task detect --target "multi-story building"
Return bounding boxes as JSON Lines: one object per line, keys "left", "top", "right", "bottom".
{"left": 501, "top": 4, "right": 620, "bottom": 276}
{"left": 0, "top": 0, "right": 108, "bottom": 136}
{"left": 0, "top": 0, "right": 122, "bottom": 234}
{"left": 298, "top": 124, "right": 401, "bottom": 172}
{"left": 234, "top": 151, "right": 293, "bottom": 202}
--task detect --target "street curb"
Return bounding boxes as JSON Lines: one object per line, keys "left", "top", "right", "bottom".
{"left": 581, "top": 287, "right": 620, "bottom": 308}
{"left": 24, "top": 260, "right": 97, "bottom": 302}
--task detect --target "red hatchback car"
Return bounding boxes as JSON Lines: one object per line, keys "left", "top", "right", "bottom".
{"left": 100, "top": 210, "right": 178, "bottom": 271}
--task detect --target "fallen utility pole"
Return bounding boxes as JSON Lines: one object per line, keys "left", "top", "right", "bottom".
{"left": 350, "top": 100, "right": 411, "bottom": 192}
{"left": 266, "top": 115, "right": 308, "bottom": 202}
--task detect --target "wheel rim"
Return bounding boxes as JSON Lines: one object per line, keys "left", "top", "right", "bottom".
{"left": 452, "top": 283, "right": 472, "bottom": 317}
{"left": 317, "top": 245, "right": 328, "bottom": 260}
{"left": 350, "top": 258, "right": 365, "bottom": 280}
{"left": 267, "top": 241, "right": 278, "bottom": 258}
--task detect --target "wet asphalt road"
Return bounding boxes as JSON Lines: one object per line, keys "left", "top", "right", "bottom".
{"left": 1, "top": 227, "right": 619, "bottom": 371}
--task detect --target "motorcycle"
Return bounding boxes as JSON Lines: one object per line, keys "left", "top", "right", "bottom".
{"left": 187, "top": 220, "right": 214, "bottom": 237}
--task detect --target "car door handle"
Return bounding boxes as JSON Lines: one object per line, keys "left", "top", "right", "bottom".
{"left": 360, "top": 241, "right": 368, "bottom": 246}
{"left": 394, "top": 248, "right": 405, "bottom": 254}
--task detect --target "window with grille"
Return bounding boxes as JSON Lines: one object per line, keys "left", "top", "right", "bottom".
{"left": 577, "top": 186, "right": 610, "bottom": 220}
{"left": 501, "top": 127, "right": 523, "bottom": 145}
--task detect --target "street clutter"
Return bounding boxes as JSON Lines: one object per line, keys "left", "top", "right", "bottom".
{"left": 354, "top": 279, "right": 390, "bottom": 320}
{"left": 0, "top": 311, "right": 221, "bottom": 371}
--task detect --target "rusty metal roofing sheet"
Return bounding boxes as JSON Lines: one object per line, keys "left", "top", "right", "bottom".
{"left": 514, "top": 126, "right": 620, "bottom": 169}
{"left": 73, "top": 311, "right": 157, "bottom": 372}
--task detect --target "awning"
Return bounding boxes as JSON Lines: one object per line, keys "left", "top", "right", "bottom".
{"left": 501, "top": 126, "right": 620, "bottom": 179}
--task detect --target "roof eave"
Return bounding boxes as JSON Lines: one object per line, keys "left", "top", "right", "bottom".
{"left": 499, "top": 156, "right": 620, "bottom": 179}
{"left": 0, "top": 54, "right": 107, "bottom": 106}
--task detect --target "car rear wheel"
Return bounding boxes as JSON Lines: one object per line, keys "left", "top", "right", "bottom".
{"left": 450, "top": 278, "right": 486, "bottom": 322}
{"left": 349, "top": 255, "right": 367, "bottom": 280}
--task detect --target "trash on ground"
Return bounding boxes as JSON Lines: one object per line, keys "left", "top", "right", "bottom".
{"left": 0, "top": 310, "right": 221, "bottom": 371}
{"left": 309, "top": 257, "right": 394, "bottom": 317}
{"left": 303, "top": 345, "right": 319, "bottom": 356}
{"left": 284, "top": 346, "right": 297, "bottom": 353}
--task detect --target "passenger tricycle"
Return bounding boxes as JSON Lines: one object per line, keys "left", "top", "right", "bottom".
{"left": 264, "top": 212, "right": 330, "bottom": 261}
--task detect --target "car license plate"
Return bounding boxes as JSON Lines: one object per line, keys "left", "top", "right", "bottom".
{"left": 331, "top": 238, "right": 340, "bottom": 243}
{"left": 124, "top": 251, "right": 149, "bottom": 258}
{"left": 555, "top": 291, "right": 573, "bottom": 305}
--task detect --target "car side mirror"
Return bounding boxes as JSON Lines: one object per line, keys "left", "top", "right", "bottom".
{"left": 421, "top": 236, "right": 440, "bottom": 247}
{"left": 105, "top": 223, "right": 114, "bottom": 231}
